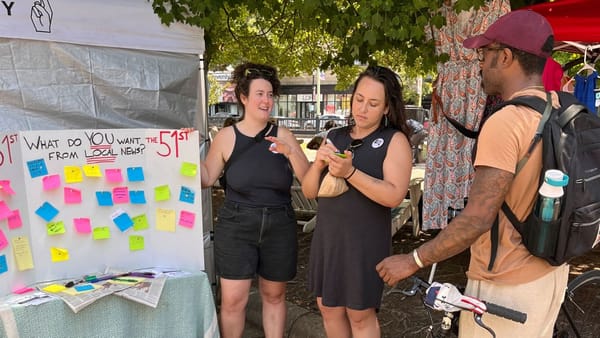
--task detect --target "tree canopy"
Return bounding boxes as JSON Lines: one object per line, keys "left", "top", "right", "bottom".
{"left": 150, "top": 0, "right": 548, "bottom": 89}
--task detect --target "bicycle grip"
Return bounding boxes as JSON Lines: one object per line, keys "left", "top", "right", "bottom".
{"left": 483, "top": 301, "right": 527, "bottom": 324}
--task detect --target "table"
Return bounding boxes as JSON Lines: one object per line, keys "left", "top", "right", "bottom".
{"left": 0, "top": 272, "right": 219, "bottom": 338}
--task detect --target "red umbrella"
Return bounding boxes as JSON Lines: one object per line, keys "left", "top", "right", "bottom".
{"left": 523, "top": 0, "right": 600, "bottom": 43}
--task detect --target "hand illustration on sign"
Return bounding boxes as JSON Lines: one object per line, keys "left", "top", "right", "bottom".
{"left": 30, "top": 0, "right": 53, "bottom": 33}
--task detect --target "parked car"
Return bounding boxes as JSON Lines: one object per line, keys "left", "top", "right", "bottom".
{"left": 304, "top": 114, "right": 346, "bottom": 129}
{"left": 271, "top": 116, "right": 301, "bottom": 128}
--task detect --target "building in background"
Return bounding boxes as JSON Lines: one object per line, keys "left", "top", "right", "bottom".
{"left": 209, "top": 70, "right": 353, "bottom": 118}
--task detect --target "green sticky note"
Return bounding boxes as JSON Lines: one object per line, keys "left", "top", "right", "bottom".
{"left": 92, "top": 226, "right": 111, "bottom": 240}
{"left": 132, "top": 214, "right": 149, "bottom": 231}
{"left": 47, "top": 221, "right": 66, "bottom": 235}
{"left": 129, "top": 235, "right": 144, "bottom": 251}
{"left": 154, "top": 185, "right": 171, "bottom": 201}
{"left": 180, "top": 162, "right": 198, "bottom": 177}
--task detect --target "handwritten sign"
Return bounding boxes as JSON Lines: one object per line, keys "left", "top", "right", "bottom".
{"left": 0, "top": 129, "right": 203, "bottom": 296}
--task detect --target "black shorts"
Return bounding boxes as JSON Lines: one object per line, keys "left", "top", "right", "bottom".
{"left": 214, "top": 200, "right": 298, "bottom": 281}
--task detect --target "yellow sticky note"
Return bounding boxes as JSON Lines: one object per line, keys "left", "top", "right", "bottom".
{"left": 47, "top": 220, "right": 66, "bottom": 235}
{"left": 64, "top": 166, "right": 83, "bottom": 183}
{"left": 11, "top": 236, "right": 34, "bottom": 271}
{"left": 180, "top": 162, "right": 198, "bottom": 177}
{"left": 156, "top": 208, "right": 176, "bottom": 232}
{"left": 50, "top": 247, "right": 69, "bottom": 262}
{"left": 132, "top": 214, "right": 149, "bottom": 231}
{"left": 92, "top": 226, "right": 111, "bottom": 240}
{"left": 42, "top": 284, "right": 66, "bottom": 293}
{"left": 154, "top": 185, "right": 171, "bottom": 201}
{"left": 83, "top": 164, "right": 103, "bottom": 177}
{"left": 62, "top": 283, "right": 100, "bottom": 295}
{"left": 129, "top": 235, "right": 144, "bottom": 251}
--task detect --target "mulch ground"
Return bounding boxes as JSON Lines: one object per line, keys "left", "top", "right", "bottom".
{"left": 211, "top": 188, "right": 600, "bottom": 338}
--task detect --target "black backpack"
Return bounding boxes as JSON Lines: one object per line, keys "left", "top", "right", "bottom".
{"left": 446, "top": 91, "right": 600, "bottom": 269}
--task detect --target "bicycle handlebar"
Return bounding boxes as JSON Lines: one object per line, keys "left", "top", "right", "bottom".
{"left": 408, "top": 276, "right": 527, "bottom": 324}
{"left": 483, "top": 301, "right": 527, "bottom": 324}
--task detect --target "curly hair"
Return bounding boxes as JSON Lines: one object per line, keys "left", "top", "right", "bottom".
{"left": 231, "top": 62, "right": 280, "bottom": 105}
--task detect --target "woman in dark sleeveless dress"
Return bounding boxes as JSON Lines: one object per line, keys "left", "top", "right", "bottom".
{"left": 302, "top": 66, "right": 413, "bottom": 337}
{"left": 200, "top": 62, "right": 309, "bottom": 338}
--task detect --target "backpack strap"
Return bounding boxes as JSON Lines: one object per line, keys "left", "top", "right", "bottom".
{"left": 487, "top": 92, "right": 552, "bottom": 271}
{"left": 442, "top": 113, "right": 480, "bottom": 139}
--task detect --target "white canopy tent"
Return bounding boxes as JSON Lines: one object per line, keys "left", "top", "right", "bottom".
{"left": 0, "top": 0, "right": 214, "bottom": 286}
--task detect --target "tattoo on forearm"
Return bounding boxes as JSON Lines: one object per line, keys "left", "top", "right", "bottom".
{"left": 421, "top": 167, "right": 514, "bottom": 265}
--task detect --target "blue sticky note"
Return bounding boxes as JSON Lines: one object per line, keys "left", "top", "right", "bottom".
{"left": 129, "top": 190, "right": 146, "bottom": 204}
{"left": 74, "top": 284, "right": 94, "bottom": 292}
{"left": 27, "top": 159, "right": 48, "bottom": 178}
{"left": 113, "top": 213, "right": 134, "bottom": 232}
{"left": 127, "top": 167, "right": 145, "bottom": 182}
{"left": 35, "top": 202, "right": 59, "bottom": 222}
{"left": 0, "top": 255, "right": 7, "bottom": 274}
{"left": 179, "top": 186, "right": 195, "bottom": 204}
{"left": 95, "top": 191, "right": 113, "bottom": 206}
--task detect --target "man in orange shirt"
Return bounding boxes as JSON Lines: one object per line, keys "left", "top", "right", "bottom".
{"left": 376, "top": 10, "right": 569, "bottom": 337}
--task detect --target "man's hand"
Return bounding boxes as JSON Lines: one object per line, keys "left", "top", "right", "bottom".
{"left": 376, "top": 253, "right": 420, "bottom": 287}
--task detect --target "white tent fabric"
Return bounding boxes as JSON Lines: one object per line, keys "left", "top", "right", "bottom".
{"left": 0, "top": 0, "right": 214, "bottom": 283}
{"left": 0, "top": 0, "right": 204, "bottom": 54}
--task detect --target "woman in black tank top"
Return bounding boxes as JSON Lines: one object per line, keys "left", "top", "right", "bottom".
{"left": 302, "top": 66, "right": 413, "bottom": 338}
{"left": 199, "top": 62, "right": 309, "bottom": 338}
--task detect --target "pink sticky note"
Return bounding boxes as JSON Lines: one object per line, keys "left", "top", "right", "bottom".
{"left": 0, "top": 180, "right": 15, "bottom": 195}
{"left": 64, "top": 187, "right": 82, "bottom": 204}
{"left": 112, "top": 187, "right": 130, "bottom": 204}
{"left": 0, "top": 201, "right": 11, "bottom": 220}
{"left": 42, "top": 174, "right": 61, "bottom": 191}
{"left": 73, "top": 218, "right": 92, "bottom": 233}
{"left": 8, "top": 210, "right": 22, "bottom": 230}
{"left": 0, "top": 229, "right": 8, "bottom": 250}
{"left": 13, "top": 287, "right": 35, "bottom": 294}
{"left": 105, "top": 168, "right": 123, "bottom": 183}
{"left": 178, "top": 210, "right": 196, "bottom": 229}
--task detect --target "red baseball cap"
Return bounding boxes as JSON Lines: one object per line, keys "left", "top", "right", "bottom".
{"left": 463, "top": 10, "right": 554, "bottom": 58}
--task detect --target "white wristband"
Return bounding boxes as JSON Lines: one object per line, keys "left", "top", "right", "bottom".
{"left": 412, "top": 249, "right": 425, "bottom": 269}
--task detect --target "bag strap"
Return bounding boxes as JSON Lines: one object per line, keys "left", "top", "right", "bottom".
{"left": 487, "top": 92, "right": 552, "bottom": 271}
{"left": 442, "top": 113, "right": 480, "bottom": 139}
{"left": 222, "top": 123, "right": 274, "bottom": 178}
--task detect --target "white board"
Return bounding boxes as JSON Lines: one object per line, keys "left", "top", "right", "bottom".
{"left": 0, "top": 129, "right": 203, "bottom": 295}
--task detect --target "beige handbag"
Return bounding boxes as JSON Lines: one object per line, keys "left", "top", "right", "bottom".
{"left": 317, "top": 172, "right": 349, "bottom": 197}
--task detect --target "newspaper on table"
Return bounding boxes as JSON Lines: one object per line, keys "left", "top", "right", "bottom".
{"left": 50, "top": 281, "right": 132, "bottom": 313}
{"left": 33, "top": 268, "right": 183, "bottom": 312}
{"left": 111, "top": 268, "right": 190, "bottom": 307}
{"left": 113, "top": 276, "right": 167, "bottom": 308}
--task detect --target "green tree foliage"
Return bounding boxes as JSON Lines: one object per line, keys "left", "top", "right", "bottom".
{"left": 150, "top": 0, "right": 548, "bottom": 91}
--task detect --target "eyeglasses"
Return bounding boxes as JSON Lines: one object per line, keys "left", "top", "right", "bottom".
{"left": 346, "top": 139, "right": 363, "bottom": 153}
{"left": 244, "top": 67, "right": 275, "bottom": 77}
{"left": 476, "top": 46, "right": 506, "bottom": 62}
